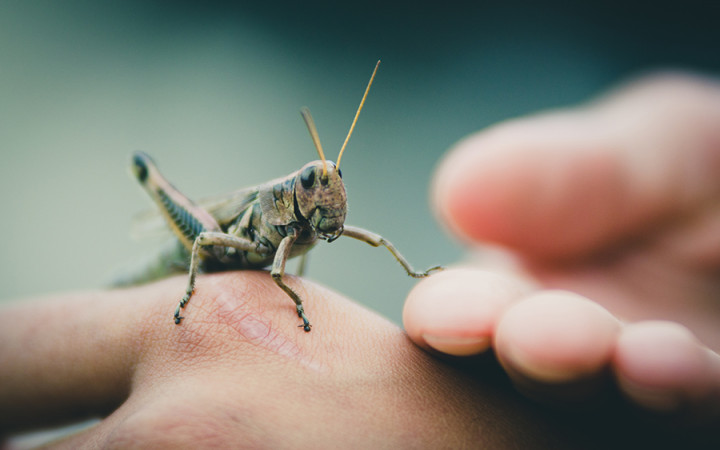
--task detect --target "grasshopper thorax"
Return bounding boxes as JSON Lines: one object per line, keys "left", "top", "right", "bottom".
{"left": 294, "top": 160, "right": 346, "bottom": 241}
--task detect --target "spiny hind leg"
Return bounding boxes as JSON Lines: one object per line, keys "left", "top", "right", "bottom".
{"left": 174, "top": 231, "right": 265, "bottom": 325}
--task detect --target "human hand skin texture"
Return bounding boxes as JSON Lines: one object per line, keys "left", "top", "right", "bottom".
{"left": 1, "top": 272, "right": 589, "bottom": 449}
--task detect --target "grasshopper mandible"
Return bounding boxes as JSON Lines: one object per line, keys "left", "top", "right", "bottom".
{"left": 129, "top": 61, "right": 442, "bottom": 331}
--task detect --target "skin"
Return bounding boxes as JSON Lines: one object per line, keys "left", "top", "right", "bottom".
{"left": 2, "top": 273, "right": 586, "bottom": 449}
{"left": 403, "top": 72, "right": 720, "bottom": 426}
{"left": 2, "top": 72, "right": 719, "bottom": 448}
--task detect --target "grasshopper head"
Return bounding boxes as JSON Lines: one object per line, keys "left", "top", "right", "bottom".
{"left": 294, "top": 61, "right": 379, "bottom": 242}
{"left": 294, "top": 160, "right": 346, "bottom": 241}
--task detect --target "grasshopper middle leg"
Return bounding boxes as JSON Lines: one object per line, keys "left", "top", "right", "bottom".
{"left": 174, "top": 231, "right": 266, "bottom": 324}
{"left": 270, "top": 230, "right": 312, "bottom": 332}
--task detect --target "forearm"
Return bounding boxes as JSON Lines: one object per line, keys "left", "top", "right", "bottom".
{"left": 0, "top": 289, "right": 142, "bottom": 432}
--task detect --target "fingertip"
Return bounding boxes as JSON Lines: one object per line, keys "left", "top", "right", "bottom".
{"left": 431, "top": 115, "right": 615, "bottom": 258}
{"left": 495, "top": 291, "right": 620, "bottom": 384}
{"left": 613, "top": 321, "right": 720, "bottom": 415}
{"left": 430, "top": 131, "right": 514, "bottom": 246}
{"left": 403, "top": 268, "right": 530, "bottom": 356}
{"left": 430, "top": 135, "right": 475, "bottom": 239}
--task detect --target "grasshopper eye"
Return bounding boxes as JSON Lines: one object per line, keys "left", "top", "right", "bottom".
{"left": 337, "top": 168, "right": 342, "bottom": 179}
{"left": 300, "top": 166, "right": 315, "bottom": 189}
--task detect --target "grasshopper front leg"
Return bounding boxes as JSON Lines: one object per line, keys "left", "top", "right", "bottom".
{"left": 342, "top": 225, "right": 444, "bottom": 278}
{"left": 175, "top": 231, "right": 267, "bottom": 324}
{"left": 270, "top": 229, "right": 312, "bottom": 332}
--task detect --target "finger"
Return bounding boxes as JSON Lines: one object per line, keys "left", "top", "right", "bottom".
{"left": 433, "top": 73, "right": 720, "bottom": 260}
{"left": 613, "top": 321, "right": 720, "bottom": 419}
{"left": 403, "top": 267, "right": 533, "bottom": 356}
{"left": 494, "top": 291, "right": 621, "bottom": 401}
{"left": 0, "top": 287, "right": 151, "bottom": 432}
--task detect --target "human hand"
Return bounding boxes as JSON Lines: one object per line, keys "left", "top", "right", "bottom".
{"left": 1, "top": 272, "right": 596, "bottom": 449}
{"left": 404, "top": 73, "right": 720, "bottom": 425}
{"left": 3, "top": 76, "right": 718, "bottom": 449}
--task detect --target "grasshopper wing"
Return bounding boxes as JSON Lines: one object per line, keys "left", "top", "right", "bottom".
{"left": 200, "top": 186, "right": 259, "bottom": 227}
{"left": 130, "top": 208, "right": 173, "bottom": 240}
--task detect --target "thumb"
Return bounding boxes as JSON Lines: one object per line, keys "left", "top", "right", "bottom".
{"left": 433, "top": 73, "right": 720, "bottom": 261}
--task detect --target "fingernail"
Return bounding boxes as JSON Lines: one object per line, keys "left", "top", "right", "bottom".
{"left": 422, "top": 334, "right": 491, "bottom": 356}
{"left": 502, "top": 342, "right": 583, "bottom": 383}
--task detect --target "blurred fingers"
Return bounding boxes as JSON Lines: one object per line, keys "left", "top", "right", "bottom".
{"left": 403, "top": 268, "right": 533, "bottom": 356}
{"left": 433, "top": 73, "right": 720, "bottom": 260}
{"left": 613, "top": 321, "right": 720, "bottom": 418}
{"left": 494, "top": 291, "right": 621, "bottom": 402}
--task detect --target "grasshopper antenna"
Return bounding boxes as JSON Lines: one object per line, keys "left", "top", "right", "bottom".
{"left": 336, "top": 60, "right": 380, "bottom": 170}
{"left": 300, "top": 107, "right": 328, "bottom": 178}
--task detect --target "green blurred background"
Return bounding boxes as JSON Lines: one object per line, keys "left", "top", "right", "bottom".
{"left": 1, "top": 1, "right": 718, "bottom": 324}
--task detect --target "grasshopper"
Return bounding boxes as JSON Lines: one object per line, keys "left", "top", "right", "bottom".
{"left": 128, "top": 61, "right": 442, "bottom": 331}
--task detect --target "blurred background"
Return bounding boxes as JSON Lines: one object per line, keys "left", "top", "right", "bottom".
{"left": 1, "top": 0, "right": 718, "bottom": 325}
